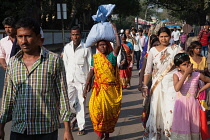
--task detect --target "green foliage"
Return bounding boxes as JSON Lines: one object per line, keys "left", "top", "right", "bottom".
{"left": 0, "top": 0, "right": 140, "bottom": 29}
{"left": 145, "top": 0, "right": 210, "bottom": 25}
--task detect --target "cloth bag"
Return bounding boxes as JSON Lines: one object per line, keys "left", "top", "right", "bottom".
{"left": 85, "top": 4, "right": 116, "bottom": 48}
{"left": 85, "top": 22, "right": 116, "bottom": 47}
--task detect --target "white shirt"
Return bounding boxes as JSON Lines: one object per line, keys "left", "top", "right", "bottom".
{"left": 133, "top": 36, "right": 142, "bottom": 51}
{"left": 0, "top": 36, "right": 13, "bottom": 64}
{"left": 171, "top": 30, "right": 180, "bottom": 41}
{"left": 63, "top": 41, "right": 92, "bottom": 84}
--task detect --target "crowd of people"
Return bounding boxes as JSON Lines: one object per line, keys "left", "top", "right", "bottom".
{"left": 0, "top": 15, "right": 210, "bottom": 140}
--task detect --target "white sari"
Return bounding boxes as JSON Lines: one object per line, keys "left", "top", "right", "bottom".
{"left": 143, "top": 45, "right": 182, "bottom": 140}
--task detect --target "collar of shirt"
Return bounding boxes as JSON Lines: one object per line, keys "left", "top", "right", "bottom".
{"left": 15, "top": 46, "right": 47, "bottom": 60}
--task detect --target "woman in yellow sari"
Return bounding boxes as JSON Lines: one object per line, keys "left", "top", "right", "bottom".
{"left": 83, "top": 23, "right": 122, "bottom": 140}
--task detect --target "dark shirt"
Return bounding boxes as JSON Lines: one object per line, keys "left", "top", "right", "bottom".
{"left": 10, "top": 39, "right": 21, "bottom": 57}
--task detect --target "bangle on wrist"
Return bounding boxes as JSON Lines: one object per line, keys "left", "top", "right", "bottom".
{"left": 142, "top": 85, "right": 148, "bottom": 89}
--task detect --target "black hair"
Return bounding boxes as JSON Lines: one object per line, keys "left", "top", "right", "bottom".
{"left": 2, "top": 16, "right": 16, "bottom": 27}
{"left": 131, "top": 29, "right": 137, "bottom": 32}
{"left": 187, "top": 41, "right": 202, "bottom": 57}
{"left": 157, "top": 27, "right": 171, "bottom": 36}
{"left": 121, "top": 33, "right": 127, "bottom": 39}
{"left": 174, "top": 53, "right": 190, "bottom": 66}
{"left": 151, "top": 37, "right": 159, "bottom": 47}
{"left": 138, "top": 29, "right": 143, "bottom": 33}
{"left": 71, "top": 26, "right": 81, "bottom": 33}
{"left": 15, "top": 17, "right": 40, "bottom": 35}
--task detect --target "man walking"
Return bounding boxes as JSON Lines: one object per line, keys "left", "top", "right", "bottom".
{"left": 63, "top": 26, "right": 92, "bottom": 135}
{"left": 0, "top": 17, "right": 17, "bottom": 70}
{"left": 171, "top": 27, "right": 180, "bottom": 45}
{"left": 0, "top": 17, "right": 73, "bottom": 140}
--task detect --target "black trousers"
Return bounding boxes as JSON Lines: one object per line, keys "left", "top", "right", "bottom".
{"left": 134, "top": 51, "right": 141, "bottom": 69}
{"left": 10, "top": 130, "right": 58, "bottom": 140}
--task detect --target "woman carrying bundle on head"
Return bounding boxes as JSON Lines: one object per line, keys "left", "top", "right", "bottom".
{"left": 83, "top": 23, "right": 122, "bottom": 140}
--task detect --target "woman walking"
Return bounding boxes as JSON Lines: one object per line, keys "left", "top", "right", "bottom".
{"left": 83, "top": 23, "right": 122, "bottom": 140}
{"left": 142, "top": 27, "right": 182, "bottom": 140}
{"left": 120, "top": 34, "right": 134, "bottom": 88}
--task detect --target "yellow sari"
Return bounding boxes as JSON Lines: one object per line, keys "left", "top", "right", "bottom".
{"left": 89, "top": 52, "right": 122, "bottom": 135}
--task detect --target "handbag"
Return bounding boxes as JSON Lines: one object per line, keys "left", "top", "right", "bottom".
{"left": 119, "top": 46, "right": 128, "bottom": 70}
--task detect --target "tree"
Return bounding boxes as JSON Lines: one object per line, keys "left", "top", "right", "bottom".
{"left": 145, "top": 0, "right": 210, "bottom": 25}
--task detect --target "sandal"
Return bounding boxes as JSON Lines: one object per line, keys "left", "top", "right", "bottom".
{"left": 77, "top": 129, "right": 85, "bottom": 136}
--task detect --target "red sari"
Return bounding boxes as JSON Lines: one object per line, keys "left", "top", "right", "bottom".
{"left": 119, "top": 43, "right": 132, "bottom": 88}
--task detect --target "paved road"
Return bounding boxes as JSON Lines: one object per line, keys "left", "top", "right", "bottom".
{"left": 0, "top": 60, "right": 144, "bottom": 140}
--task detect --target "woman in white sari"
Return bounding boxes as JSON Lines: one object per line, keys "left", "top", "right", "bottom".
{"left": 142, "top": 27, "right": 182, "bottom": 140}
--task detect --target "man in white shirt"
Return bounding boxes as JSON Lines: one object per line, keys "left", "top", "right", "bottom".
{"left": 131, "top": 29, "right": 142, "bottom": 69}
{"left": 63, "top": 26, "right": 92, "bottom": 135}
{"left": 171, "top": 27, "right": 180, "bottom": 45}
{"left": 0, "top": 17, "right": 16, "bottom": 70}
{"left": 138, "top": 30, "right": 146, "bottom": 49}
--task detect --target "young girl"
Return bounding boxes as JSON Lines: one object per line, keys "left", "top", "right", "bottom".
{"left": 171, "top": 53, "right": 210, "bottom": 140}
{"left": 187, "top": 41, "right": 209, "bottom": 75}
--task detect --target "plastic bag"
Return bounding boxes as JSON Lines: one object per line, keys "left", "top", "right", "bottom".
{"left": 85, "top": 22, "right": 116, "bottom": 48}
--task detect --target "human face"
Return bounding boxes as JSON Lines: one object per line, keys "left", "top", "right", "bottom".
{"left": 16, "top": 27, "right": 41, "bottom": 54}
{"left": 71, "top": 29, "right": 81, "bottom": 46}
{"left": 121, "top": 36, "right": 126, "bottom": 44}
{"left": 125, "top": 30, "right": 130, "bottom": 35}
{"left": 158, "top": 32, "right": 170, "bottom": 46}
{"left": 97, "top": 41, "right": 108, "bottom": 54}
{"left": 193, "top": 45, "right": 202, "bottom": 55}
{"left": 178, "top": 61, "right": 191, "bottom": 73}
{"left": 4, "top": 24, "right": 16, "bottom": 37}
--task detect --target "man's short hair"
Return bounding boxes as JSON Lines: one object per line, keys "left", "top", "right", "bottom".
{"left": 2, "top": 16, "right": 16, "bottom": 27}
{"left": 71, "top": 26, "right": 81, "bottom": 33}
{"left": 15, "top": 17, "right": 40, "bottom": 35}
{"left": 138, "top": 29, "right": 143, "bottom": 33}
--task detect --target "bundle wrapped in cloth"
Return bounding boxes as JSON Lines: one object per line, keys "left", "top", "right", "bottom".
{"left": 85, "top": 4, "right": 116, "bottom": 48}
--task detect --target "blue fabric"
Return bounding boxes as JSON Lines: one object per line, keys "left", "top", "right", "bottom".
{"left": 201, "top": 46, "right": 208, "bottom": 57}
{"left": 126, "top": 42, "right": 133, "bottom": 50}
{"left": 92, "top": 4, "right": 115, "bottom": 22}
{"left": 139, "top": 40, "right": 148, "bottom": 69}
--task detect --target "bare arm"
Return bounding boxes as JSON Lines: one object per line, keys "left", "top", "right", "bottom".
{"left": 83, "top": 69, "right": 94, "bottom": 99}
{"left": 138, "top": 58, "right": 147, "bottom": 91}
{"left": 111, "top": 23, "right": 121, "bottom": 55}
{"left": 0, "top": 58, "right": 7, "bottom": 70}
{"left": 63, "top": 121, "right": 74, "bottom": 140}
{"left": 173, "top": 64, "right": 193, "bottom": 92}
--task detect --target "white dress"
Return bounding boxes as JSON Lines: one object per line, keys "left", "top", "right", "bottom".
{"left": 143, "top": 45, "right": 182, "bottom": 140}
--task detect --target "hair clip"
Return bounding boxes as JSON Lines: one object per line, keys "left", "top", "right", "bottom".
{"left": 176, "top": 53, "right": 188, "bottom": 60}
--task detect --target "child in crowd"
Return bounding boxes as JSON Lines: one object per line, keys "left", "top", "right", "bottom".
{"left": 187, "top": 41, "right": 209, "bottom": 75}
{"left": 171, "top": 53, "right": 210, "bottom": 140}
{"left": 180, "top": 32, "right": 187, "bottom": 50}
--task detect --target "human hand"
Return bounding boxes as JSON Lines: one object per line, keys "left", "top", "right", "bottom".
{"left": 141, "top": 86, "right": 148, "bottom": 97}
{"left": 120, "top": 60, "right": 126, "bottom": 65}
{"left": 110, "top": 22, "right": 117, "bottom": 31}
{"left": 138, "top": 83, "right": 143, "bottom": 91}
{"left": 64, "top": 130, "right": 74, "bottom": 140}
{"left": 184, "top": 63, "right": 193, "bottom": 75}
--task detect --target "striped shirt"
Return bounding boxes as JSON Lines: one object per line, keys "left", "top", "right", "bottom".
{"left": 0, "top": 47, "right": 71, "bottom": 135}
{"left": 198, "top": 30, "right": 210, "bottom": 46}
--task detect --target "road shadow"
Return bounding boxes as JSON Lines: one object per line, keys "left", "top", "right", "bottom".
{"left": 111, "top": 131, "right": 143, "bottom": 140}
